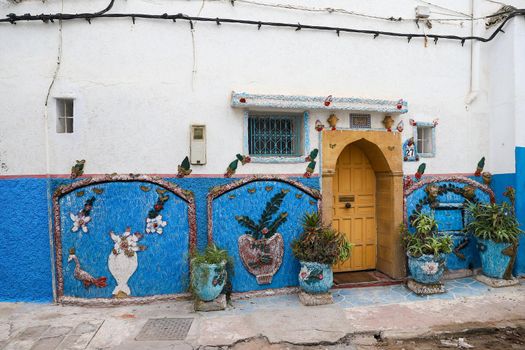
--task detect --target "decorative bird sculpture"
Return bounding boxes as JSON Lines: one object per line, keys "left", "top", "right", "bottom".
{"left": 224, "top": 159, "right": 239, "bottom": 178}
{"left": 305, "top": 148, "right": 318, "bottom": 162}
{"left": 396, "top": 120, "right": 404, "bottom": 133}
{"left": 415, "top": 163, "right": 426, "bottom": 180}
{"left": 68, "top": 248, "right": 107, "bottom": 288}
{"left": 177, "top": 156, "right": 192, "bottom": 178}
{"left": 475, "top": 157, "right": 485, "bottom": 177}
{"left": 236, "top": 154, "right": 251, "bottom": 165}
{"left": 482, "top": 171, "right": 492, "bottom": 185}
{"left": 303, "top": 161, "right": 316, "bottom": 178}
{"left": 71, "top": 160, "right": 86, "bottom": 179}
{"left": 315, "top": 120, "right": 325, "bottom": 132}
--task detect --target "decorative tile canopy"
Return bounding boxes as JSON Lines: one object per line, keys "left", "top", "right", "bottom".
{"left": 231, "top": 91, "right": 408, "bottom": 114}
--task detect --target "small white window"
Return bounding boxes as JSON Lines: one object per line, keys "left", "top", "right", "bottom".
{"left": 416, "top": 126, "right": 434, "bottom": 155}
{"left": 56, "top": 98, "right": 74, "bottom": 133}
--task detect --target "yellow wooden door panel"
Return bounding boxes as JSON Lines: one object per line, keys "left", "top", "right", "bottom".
{"left": 333, "top": 144, "right": 377, "bottom": 272}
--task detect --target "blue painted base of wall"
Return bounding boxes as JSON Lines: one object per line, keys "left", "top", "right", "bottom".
{"left": 513, "top": 146, "right": 525, "bottom": 276}
{"left": 0, "top": 178, "right": 53, "bottom": 302}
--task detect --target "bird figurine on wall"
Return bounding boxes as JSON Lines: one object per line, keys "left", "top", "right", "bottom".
{"left": 305, "top": 148, "right": 318, "bottom": 162}
{"left": 415, "top": 163, "right": 426, "bottom": 180}
{"left": 303, "top": 161, "right": 316, "bottom": 178}
{"left": 482, "top": 172, "right": 492, "bottom": 185}
{"left": 224, "top": 159, "right": 239, "bottom": 178}
{"left": 396, "top": 120, "right": 404, "bottom": 133}
{"left": 177, "top": 156, "right": 192, "bottom": 178}
{"left": 315, "top": 120, "right": 325, "bottom": 132}
{"left": 475, "top": 157, "right": 485, "bottom": 176}
{"left": 236, "top": 154, "right": 251, "bottom": 165}
{"left": 68, "top": 248, "right": 107, "bottom": 288}
{"left": 71, "top": 160, "right": 86, "bottom": 179}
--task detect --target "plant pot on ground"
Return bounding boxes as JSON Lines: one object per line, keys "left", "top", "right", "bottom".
{"left": 292, "top": 212, "right": 352, "bottom": 294}
{"left": 190, "top": 244, "right": 232, "bottom": 302}
{"left": 465, "top": 202, "right": 522, "bottom": 280}
{"left": 403, "top": 212, "right": 453, "bottom": 285}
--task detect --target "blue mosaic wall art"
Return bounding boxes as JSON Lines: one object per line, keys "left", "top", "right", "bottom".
{"left": 208, "top": 176, "right": 321, "bottom": 293}
{"left": 405, "top": 176, "right": 494, "bottom": 271}
{"left": 53, "top": 175, "right": 196, "bottom": 302}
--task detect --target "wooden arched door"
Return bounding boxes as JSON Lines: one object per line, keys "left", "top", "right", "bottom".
{"left": 332, "top": 144, "right": 377, "bottom": 272}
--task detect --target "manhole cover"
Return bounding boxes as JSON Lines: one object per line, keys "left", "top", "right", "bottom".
{"left": 135, "top": 318, "right": 193, "bottom": 341}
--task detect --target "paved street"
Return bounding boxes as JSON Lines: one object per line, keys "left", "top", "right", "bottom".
{"left": 0, "top": 278, "right": 524, "bottom": 349}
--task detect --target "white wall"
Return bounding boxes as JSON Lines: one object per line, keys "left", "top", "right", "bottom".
{"left": 0, "top": 0, "right": 520, "bottom": 176}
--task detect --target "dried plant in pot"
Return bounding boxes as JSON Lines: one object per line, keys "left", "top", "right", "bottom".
{"left": 464, "top": 201, "right": 522, "bottom": 280}
{"left": 235, "top": 191, "right": 288, "bottom": 284}
{"left": 403, "top": 212, "right": 453, "bottom": 285}
{"left": 292, "top": 212, "right": 352, "bottom": 294}
{"left": 190, "top": 244, "right": 233, "bottom": 302}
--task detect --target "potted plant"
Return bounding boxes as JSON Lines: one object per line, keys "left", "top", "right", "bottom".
{"left": 291, "top": 212, "right": 351, "bottom": 294}
{"left": 190, "top": 244, "right": 232, "bottom": 302}
{"left": 465, "top": 202, "right": 521, "bottom": 280}
{"left": 403, "top": 212, "right": 453, "bottom": 285}
{"left": 235, "top": 191, "right": 288, "bottom": 284}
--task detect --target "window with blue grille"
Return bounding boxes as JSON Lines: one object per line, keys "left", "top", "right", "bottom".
{"left": 248, "top": 113, "right": 303, "bottom": 157}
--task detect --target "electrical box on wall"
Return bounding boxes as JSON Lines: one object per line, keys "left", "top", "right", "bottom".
{"left": 190, "top": 125, "right": 206, "bottom": 165}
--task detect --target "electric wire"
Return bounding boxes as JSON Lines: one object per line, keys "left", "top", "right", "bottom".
{"left": 1, "top": 0, "right": 524, "bottom": 45}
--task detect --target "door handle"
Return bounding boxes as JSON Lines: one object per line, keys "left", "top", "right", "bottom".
{"left": 345, "top": 202, "right": 352, "bottom": 209}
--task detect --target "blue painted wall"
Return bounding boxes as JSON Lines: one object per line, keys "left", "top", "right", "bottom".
{"left": 59, "top": 182, "right": 190, "bottom": 298}
{"left": 211, "top": 180, "right": 319, "bottom": 292}
{"left": 0, "top": 178, "right": 54, "bottom": 302}
{"left": 405, "top": 179, "right": 491, "bottom": 271}
{"left": 514, "top": 146, "right": 525, "bottom": 276}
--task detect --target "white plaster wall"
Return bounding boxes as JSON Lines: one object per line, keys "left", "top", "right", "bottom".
{"left": 0, "top": 0, "right": 519, "bottom": 175}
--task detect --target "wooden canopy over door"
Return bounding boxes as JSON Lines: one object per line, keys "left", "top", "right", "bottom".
{"left": 332, "top": 144, "right": 377, "bottom": 272}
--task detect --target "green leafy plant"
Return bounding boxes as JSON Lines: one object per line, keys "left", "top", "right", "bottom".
{"left": 291, "top": 212, "right": 352, "bottom": 265}
{"left": 464, "top": 202, "right": 522, "bottom": 243}
{"left": 190, "top": 244, "right": 234, "bottom": 300}
{"left": 402, "top": 212, "right": 453, "bottom": 258}
{"left": 235, "top": 191, "right": 288, "bottom": 240}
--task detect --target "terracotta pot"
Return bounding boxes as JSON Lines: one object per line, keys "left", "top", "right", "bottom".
{"left": 238, "top": 233, "right": 284, "bottom": 284}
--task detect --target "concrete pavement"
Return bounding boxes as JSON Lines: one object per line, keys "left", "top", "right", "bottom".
{"left": 0, "top": 278, "right": 524, "bottom": 349}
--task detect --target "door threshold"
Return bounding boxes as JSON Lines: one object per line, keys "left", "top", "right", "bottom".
{"left": 332, "top": 270, "right": 405, "bottom": 289}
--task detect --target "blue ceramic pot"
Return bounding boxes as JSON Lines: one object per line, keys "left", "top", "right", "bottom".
{"left": 407, "top": 253, "right": 445, "bottom": 284}
{"left": 191, "top": 261, "right": 227, "bottom": 301}
{"left": 298, "top": 261, "right": 333, "bottom": 294}
{"left": 477, "top": 239, "right": 514, "bottom": 279}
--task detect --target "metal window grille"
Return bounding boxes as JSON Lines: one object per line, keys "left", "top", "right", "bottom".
{"left": 56, "top": 98, "right": 74, "bottom": 133}
{"left": 248, "top": 114, "right": 301, "bottom": 156}
{"left": 350, "top": 113, "right": 371, "bottom": 129}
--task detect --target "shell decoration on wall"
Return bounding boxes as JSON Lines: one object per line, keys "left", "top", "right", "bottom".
{"left": 236, "top": 191, "right": 288, "bottom": 284}
{"left": 145, "top": 192, "right": 169, "bottom": 234}
{"left": 415, "top": 163, "right": 426, "bottom": 180}
{"left": 70, "top": 160, "right": 86, "bottom": 179}
{"left": 177, "top": 156, "right": 192, "bottom": 178}
{"left": 108, "top": 228, "right": 147, "bottom": 297}
{"left": 475, "top": 157, "right": 485, "bottom": 177}
{"left": 68, "top": 248, "right": 107, "bottom": 289}
{"left": 70, "top": 196, "right": 96, "bottom": 234}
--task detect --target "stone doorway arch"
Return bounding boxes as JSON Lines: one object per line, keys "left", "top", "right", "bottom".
{"left": 321, "top": 130, "right": 405, "bottom": 278}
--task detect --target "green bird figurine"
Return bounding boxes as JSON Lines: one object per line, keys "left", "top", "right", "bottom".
{"left": 305, "top": 148, "right": 319, "bottom": 162}
{"left": 224, "top": 159, "right": 239, "bottom": 178}
{"left": 71, "top": 160, "right": 86, "bottom": 179}
{"left": 415, "top": 163, "right": 426, "bottom": 180}
{"left": 304, "top": 161, "right": 316, "bottom": 178}
{"left": 475, "top": 157, "right": 485, "bottom": 176}
{"left": 177, "top": 156, "right": 192, "bottom": 178}
{"left": 236, "top": 154, "right": 252, "bottom": 165}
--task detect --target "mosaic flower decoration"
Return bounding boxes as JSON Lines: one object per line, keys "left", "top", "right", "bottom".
{"left": 111, "top": 228, "right": 147, "bottom": 257}
{"left": 145, "top": 191, "right": 169, "bottom": 234}
{"left": 299, "top": 265, "right": 324, "bottom": 283}
{"left": 70, "top": 196, "right": 95, "bottom": 233}
{"left": 421, "top": 261, "right": 439, "bottom": 275}
{"left": 146, "top": 215, "right": 167, "bottom": 234}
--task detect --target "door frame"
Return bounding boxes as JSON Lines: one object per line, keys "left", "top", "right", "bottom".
{"left": 321, "top": 130, "right": 405, "bottom": 279}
